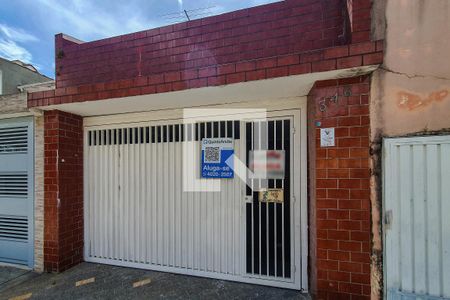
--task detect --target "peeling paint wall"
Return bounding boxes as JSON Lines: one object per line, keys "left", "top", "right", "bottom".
{"left": 372, "top": 0, "right": 450, "bottom": 137}
{"left": 370, "top": 0, "right": 450, "bottom": 299}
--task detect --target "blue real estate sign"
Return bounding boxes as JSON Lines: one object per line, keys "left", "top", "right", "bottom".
{"left": 201, "top": 138, "right": 234, "bottom": 178}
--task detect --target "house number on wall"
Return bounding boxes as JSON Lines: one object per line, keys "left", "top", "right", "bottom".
{"left": 318, "top": 87, "right": 351, "bottom": 112}
{"left": 319, "top": 93, "right": 338, "bottom": 112}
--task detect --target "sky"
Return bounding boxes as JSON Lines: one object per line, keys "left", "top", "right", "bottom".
{"left": 0, "top": 0, "right": 280, "bottom": 78}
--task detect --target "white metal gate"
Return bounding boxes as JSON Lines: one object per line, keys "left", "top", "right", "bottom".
{"left": 84, "top": 110, "right": 306, "bottom": 290}
{"left": 0, "top": 117, "right": 34, "bottom": 267}
{"left": 384, "top": 136, "right": 450, "bottom": 299}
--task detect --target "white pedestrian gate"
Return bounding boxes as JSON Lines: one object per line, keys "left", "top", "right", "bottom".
{"left": 384, "top": 136, "right": 450, "bottom": 299}
{"left": 84, "top": 110, "right": 307, "bottom": 290}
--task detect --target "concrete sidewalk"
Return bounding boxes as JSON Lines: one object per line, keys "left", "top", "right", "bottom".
{"left": 0, "top": 266, "right": 33, "bottom": 290}
{"left": 0, "top": 263, "right": 310, "bottom": 299}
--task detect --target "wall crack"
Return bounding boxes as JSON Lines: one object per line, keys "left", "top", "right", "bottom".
{"left": 379, "top": 66, "right": 450, "bottom": 82}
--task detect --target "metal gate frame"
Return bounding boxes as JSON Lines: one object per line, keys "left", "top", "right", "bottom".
{"left": 240, "top": 110, "right": 306, "bottom": 290}
{"left": 0, "top": 117, "right": 34, "bottom": 268}
{"left": 383, "top": 135, "right": 450, "bottom": 299}
{"left": 83, "top": 108, "right": 307, "bottom": 290}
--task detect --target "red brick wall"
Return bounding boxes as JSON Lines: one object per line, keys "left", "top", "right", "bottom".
{"left": 55, "top": 0, "right": 348, "bottom": 88}
{"left": 28, "top": 0, "right": 382, "bottom": 108}
{"left": 347, "top": 0, "right": 372, "bottom": 43}
{"left": 308, "top": 76, "right": 371, "bottom": 299}
{"left": 28, "top": 40, "right": 383, "bottom": 107}
{"left": 44, "top": 110, "right": 84, "bottom": 272}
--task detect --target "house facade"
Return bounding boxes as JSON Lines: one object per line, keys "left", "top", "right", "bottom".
{"left": 14, "top": 0, "right": 450, "bottom": 299}
{"left": 0, "top": 58, "right": 50, "bottom": 95}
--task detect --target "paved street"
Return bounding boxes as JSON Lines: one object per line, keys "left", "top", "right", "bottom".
{"left": 0, "top": 263, "right": 310, "bottom": 300}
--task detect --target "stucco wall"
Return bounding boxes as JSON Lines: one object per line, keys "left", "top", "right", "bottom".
{"left": 371, "top": 0, "right": 450, "bottom": 137}
{"left": 0, "top": 59, "right": 50, "bottom": 95}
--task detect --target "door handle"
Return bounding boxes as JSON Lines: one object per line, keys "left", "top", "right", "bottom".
{"left": 244, "top": 195, "right": 253, "bottom": 203}
{"left": 384, "top": 210, "right": 393, "bottom": 230}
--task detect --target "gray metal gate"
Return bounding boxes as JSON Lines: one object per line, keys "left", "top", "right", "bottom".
{"left": 0, "top": 117, "right": 34, "bottom": 267}
{"left": 384, "top": 136, "right": 450, "bottom": 299}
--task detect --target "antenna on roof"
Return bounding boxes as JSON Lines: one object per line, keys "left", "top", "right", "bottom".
{"left": 183, "top": 10, "right": 191, "bottom": 21}
{"left": 160, "top": 5, "right": 217, "bottom": 23}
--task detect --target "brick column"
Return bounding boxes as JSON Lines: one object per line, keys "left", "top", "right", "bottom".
{"left": 44, "top": 110, "right": 83, "bottom": 272}
{"left": 308, "top": 76, "right": 371, "bottom": 299}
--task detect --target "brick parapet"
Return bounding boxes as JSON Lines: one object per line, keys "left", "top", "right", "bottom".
{"left": 28, "top": 0, "right": 380, "bottom": 108}
{"left": 29, "top": 41, "right": 382, "bottom": 107}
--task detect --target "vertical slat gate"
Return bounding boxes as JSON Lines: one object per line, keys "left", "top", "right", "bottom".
{"left": 84, "top": 113, "right": 303, "bottom": 290}
{"left": 86, "top": 121, "right": 244, "bottom": 272}
{"left": 384, "top": 136, "right": 450, "bottom": 299}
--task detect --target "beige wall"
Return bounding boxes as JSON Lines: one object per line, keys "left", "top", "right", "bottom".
{"left": 34, "top": 115, "right": 44, "bottom": 272}
{"left": 371, "top": 0, "right": 450, "bottom": 138}
{"left": 0, "top": 93, "right": 29, "bottom": 114}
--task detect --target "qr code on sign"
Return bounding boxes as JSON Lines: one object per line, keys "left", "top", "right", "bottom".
{"left": 204, "top": 147, "right": 221, "bottom": 163}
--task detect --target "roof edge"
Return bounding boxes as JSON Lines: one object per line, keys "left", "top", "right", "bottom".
{"left": 56, "top": 33, "right": 84, "bottom": 45}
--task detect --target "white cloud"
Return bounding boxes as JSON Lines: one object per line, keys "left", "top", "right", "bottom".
{"left": 0, "top": 24, "right": 38, "bottom": 43}
{"left": 0, "top": 24, "right": 37, "bottom": 64}
{"left": 0, "top": 38, "right": 33, "bottom": 63}
{"left": 34, "top": 0, "right": 160, "bottom": 41}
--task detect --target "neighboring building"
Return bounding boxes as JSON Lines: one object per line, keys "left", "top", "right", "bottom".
{"left": 16, "top": 0, "right": 450, "bottom": 299}
{"left": 370, "top": 1, "right": 450, "bottom": 299}
{"left": 0, "top": 58, "right": 51, "bottom": 95}
{"left": 0, "top": 58, "right": 54, "bottom": 271}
